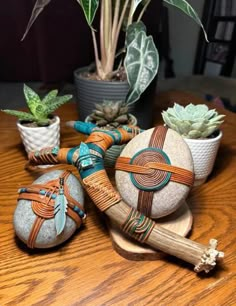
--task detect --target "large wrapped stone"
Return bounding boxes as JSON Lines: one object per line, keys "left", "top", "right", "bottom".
{"left": 116, "top": 128, "right": 193, "bottom": 219}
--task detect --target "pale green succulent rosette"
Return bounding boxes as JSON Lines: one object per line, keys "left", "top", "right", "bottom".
{"left": 162, "top": 103, "right": 225, "bottom": 139}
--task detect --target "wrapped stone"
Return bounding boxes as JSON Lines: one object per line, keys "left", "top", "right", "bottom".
{"left": 14, "top": 170, "right": 85, "bottom": 248}
{"left": 115, "top": 127, "right": 194, "bottom": 219}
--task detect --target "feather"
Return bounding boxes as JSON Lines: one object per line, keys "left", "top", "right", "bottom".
{"left": 54, "top": 178, "right": 68, "bottom": 235}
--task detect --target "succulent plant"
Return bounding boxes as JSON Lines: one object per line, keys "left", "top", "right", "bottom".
{"left": 162, "top": 103, "right": 225, "bottom": 139}
{"left": 88, "top": 100, "right": 131, "bottom": 128}
{"left": 2, "top": 84, "right": 72, "bottom": 126}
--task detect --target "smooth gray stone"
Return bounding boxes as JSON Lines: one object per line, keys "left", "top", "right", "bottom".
{"left": 14, "top": 170, "right": 84, "bottom": 248}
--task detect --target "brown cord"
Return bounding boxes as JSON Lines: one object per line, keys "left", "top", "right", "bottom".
{"left": 28, "top": 148, "right": 59, "bottom": 165}
{"left": 116, "top": 158, "right": 194, "bottom": 187}
{"left": 139, "top": 126, "right": 167, "bottom": 216}
{"left": 85, "top": 132, "right": 114, "bottom": 151}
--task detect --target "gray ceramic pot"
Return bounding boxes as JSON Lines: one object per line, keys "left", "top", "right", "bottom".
{"left": 74, "top": 66, "right": 129, "bottom": 122}
{"left": 74, "top": 66, "right": 156, "bottom": 129}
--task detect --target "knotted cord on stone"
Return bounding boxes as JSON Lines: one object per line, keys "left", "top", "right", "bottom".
{"left": 17, "top": 171, "right": 86, "bottom": 248}
{"left": 116, "top": 157, "right": 194, "bottom": 187}
{"left": 121, "top": 207, "right": 155, "bottom": 242}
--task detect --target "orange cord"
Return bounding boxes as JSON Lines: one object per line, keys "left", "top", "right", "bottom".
{"left": 83, "top": 170, "right": 121, "bottom": 211}
{"left": 116, "top": 157, "right": 194, "bottom": 187}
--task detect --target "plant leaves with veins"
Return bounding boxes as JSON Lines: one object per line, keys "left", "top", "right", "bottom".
{"left": 22, "top": 0, "right": 52, "bottom": 40}
{"left": 1, "top": 110, "right": 36, "bottom": 122}
{"left": 163, "top": 0, "right": 208, "bottom": 41}
{"left": 125, "top": 31, "right": 159, "bottom": 105}
{"left": 125, "top": 21, "right": 146, "bottom": 46}
{"left": 78, "top": 0, "right": 99, "bottom": 26}
{"left": 23, "top": 84, "right": 41, "bottom": 117}
{"left": 42, "top": 89, "right": 58, "bottom": 104}
{"left": 44, "top": 95, "right": 73, "bottom": 116}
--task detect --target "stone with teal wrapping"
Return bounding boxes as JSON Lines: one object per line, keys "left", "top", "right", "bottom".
{"left": 115, "top": 127, "right": 194, "bottom": 219}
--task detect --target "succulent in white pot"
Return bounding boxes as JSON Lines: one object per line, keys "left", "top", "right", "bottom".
{"left": 1, "top": 84, "right": 72, "bottom": 154}
{"left": 162, "top": 103, "right": 225, "bottom": 186}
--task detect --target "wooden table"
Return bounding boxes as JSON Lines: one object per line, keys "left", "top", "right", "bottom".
{"left": 0, "top": 91, "right": 235, "bottom": 305}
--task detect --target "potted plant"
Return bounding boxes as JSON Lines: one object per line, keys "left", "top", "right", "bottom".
{"left": 22, "top": 0, "right": 208, "bottom": 127}
{"left": 161, "top": 103, "right": 225, "bottom": 186}
{"left": 1, "top": 84, "right": 72, "bottom": 154}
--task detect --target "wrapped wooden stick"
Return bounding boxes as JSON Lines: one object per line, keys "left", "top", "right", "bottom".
{"left": 108, "top": 203, "right": 224, "bottom": 273}
{"left": 82, "top": 168, "right": 224, "bottom": 273}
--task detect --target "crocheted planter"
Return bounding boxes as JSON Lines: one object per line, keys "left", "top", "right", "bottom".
{"left": 17, "top": 116, "right": 60, "bottom": 154}
{"left": 14, "top": 170, "right": 85, "bottom": 248}
{"left": 115, "top": 126, "right": 194, "bottom": 219}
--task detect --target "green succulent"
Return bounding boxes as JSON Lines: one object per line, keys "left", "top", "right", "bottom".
{"left": 88, "top": 100, "right": 130, "bottom": 128}
{"left": 162, "top": 103, "right": 225, "bottom": 139}
{"left": 2, "top": 84, "right": 72, "bottom": 126}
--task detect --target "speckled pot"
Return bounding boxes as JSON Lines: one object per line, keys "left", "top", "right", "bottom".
{"left": 184, "top": 131, "right": 223, "bottom": 186}
{"left": 17, "top": 116, "right": 60, "bottom": 154}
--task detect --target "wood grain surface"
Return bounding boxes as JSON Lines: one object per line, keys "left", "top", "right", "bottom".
{"left": 0, "top": 91, "right": 235, "bottom": 305}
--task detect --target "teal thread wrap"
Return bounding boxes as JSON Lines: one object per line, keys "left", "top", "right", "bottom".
{"left": 73, "top": 121, "right": 96, "bottom": 135}
{"left": 67, "top": 146, "right": 80, "bottom": 165}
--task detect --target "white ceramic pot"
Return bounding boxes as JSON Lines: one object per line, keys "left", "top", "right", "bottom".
{"left": 17, "top": 116, "right": 60, "bottom": 154}
{"left": 184, "top": 131, "right": 222, "bottom": 186}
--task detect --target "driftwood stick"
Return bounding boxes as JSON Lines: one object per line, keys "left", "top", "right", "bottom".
{"left": 97, "top": 199, "right": 224, "bottom": 273}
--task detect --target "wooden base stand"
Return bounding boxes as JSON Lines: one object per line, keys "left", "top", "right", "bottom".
{"left": 107, "top": 201, "right": 192, "bottom": 260}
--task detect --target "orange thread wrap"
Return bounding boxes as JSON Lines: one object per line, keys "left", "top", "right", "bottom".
{"left": 83, "top": 170, "right": 121, "bottom": 212}
{"left": 116, "top": 157, "right": 194, "bottom": 187}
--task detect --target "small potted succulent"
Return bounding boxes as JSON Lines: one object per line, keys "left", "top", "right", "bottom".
{"left": 85, "top": 100, "right": 137, "bottom": 167}
{"left": 162, "top": 103, "right": 225, "bottom": 186}
{"left": 1, "top": 84, "right": 72, "bottom": 154}
{"left": 22, "top": 0, "right": 207, "bottom": 127}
